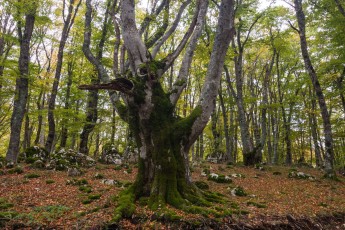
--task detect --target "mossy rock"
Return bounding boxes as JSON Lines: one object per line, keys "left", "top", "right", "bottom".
{"left": 100, "top": 143, "right": 122, "bottom": 164}
{"left": 194, "top": 181, "right": 209, "bottom": 190}
{"left": 288, "top": 171, "right": 315, "bottom": 180}
{"left": 231, "top": 186, "right": 247, "bottom": 196}
{"left": 32, "top": 160, "right": 45, "bottom": 169}
{"left": 24, "top": 146, "right": 49, "bottom": 162}
{"left": 229, "top": 173, "right": 245, "bottom": 178}
{"left": 208, "top": 173, "right": 232, "bottom": 183}
{"left": 49, "top": 149, "right": 96, "bottom": 170}
{"left": 8, "top": 166, "right": 24, "bottom": 174}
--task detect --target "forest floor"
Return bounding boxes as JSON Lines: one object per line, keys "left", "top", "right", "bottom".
{"left": 1, "top": 162, "right": 345, "bottom": 229}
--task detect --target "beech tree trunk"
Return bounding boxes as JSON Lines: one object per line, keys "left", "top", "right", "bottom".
{"left": 6, "top": 2, "right": 36, "bottom": 163}
{"left": 294, "top": 0, "right": 335, "bottom": 176}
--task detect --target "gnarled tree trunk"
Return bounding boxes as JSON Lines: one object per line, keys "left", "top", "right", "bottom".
{"left": 81, "top": 0, "right": 235, "bottom": 216}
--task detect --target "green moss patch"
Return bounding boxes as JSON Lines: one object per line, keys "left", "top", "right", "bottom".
{"left": 45, "top": 179, "right": 55, "bottom": 184}
{"left": 113, "top": 187, "right": 136, "bottom": 222}
{"left": 24, "top": 173, "right": 40, "bottom": 179}
{"left": 88, "top": 194, "right": 101, "bottom": 200}
{"left": 79, "top": 185, "right": 93, "bottom": 193}
{"left": 230, "top": 187, "right": 247, "bottom": 197}
{"left": 246, "top": 201, "right": 267, "bottom": 208}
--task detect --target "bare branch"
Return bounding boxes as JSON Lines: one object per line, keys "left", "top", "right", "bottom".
{"left": 288, "top": 20, "right": 300, "bottom": 33}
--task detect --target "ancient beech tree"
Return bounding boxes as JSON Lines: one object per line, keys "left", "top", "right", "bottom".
{"left": 81, "top": 0, "right": 235, "bottom": 216}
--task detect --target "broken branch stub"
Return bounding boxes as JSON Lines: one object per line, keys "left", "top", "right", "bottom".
{"left": 78, "top": 78, "right": 134, "bottom": 94}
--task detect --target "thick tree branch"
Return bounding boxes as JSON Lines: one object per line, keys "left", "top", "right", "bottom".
{"left": 79, "top": 78, "right": 134, "bottom": 95}
{"left": 169, "top": 0, "right": 208, "bottom": 106}
{"left": 121, "top": 0, "right": 148, "bottom": 71}
{"left": 188, "top": 0, "right": 235, "bottom": 150}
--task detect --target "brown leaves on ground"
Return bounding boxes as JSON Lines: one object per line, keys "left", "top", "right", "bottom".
{"left": 0, "top": 163, "right": 344, "bottom": 229}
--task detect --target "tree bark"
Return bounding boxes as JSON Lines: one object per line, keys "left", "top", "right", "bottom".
{"left": 294, "top": 0, "right": 335, "bottom": 176}
{"left": 6, "top": 1, "right": 36, "bottom": 163}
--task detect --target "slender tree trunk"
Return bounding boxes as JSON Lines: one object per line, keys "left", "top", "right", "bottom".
{"left": 6, "top": 3, "right": 36, "bottom": 163}
{"left": 60, "top": 59, "right": 74, "bottom": 148}
{"left": 310, "top": 88, "right": 323, "bottom": 167}
{"left": 45, "top": 0, "right": 81, "bottom": 153}
{"left": 111, "top": 108, "right": 116, "bottom": 144}
{"left": 211, "top": 105, "right": 221, "bottom": 158}
{"left": 23, "top": 96, "right": 31, "bottom": 150}
{"left": 34, "top": 90, "right": 45, "bottom": 145}
{"left": 294, "top": 0, "right": 335, "bottom": 176}
{"left": 79, "top": 81, "right": 99, "bottom": 154}
{"left": 219, "top": 87, "right": 233, "bottom": 163}
{"left": 336, "top": 68, "right": 345, "bottom": 113}
{"left": 80, "top": 0, "right": 112, "bottom": 154}
{"left": 233, "top": 51, "right": 255, "bottom": 165}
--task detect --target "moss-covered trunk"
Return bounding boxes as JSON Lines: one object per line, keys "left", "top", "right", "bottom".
{"left": 125, "top": 76, "right": 201, "bottom": 210}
